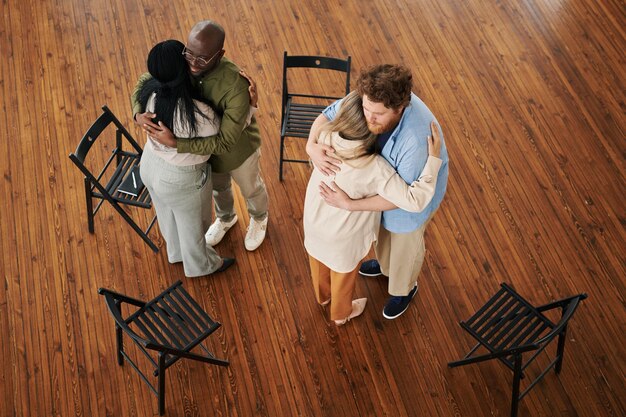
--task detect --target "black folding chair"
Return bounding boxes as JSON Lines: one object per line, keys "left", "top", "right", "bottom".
{"left": 449, "top": 282, "right": 587, "bottom": 417}
{"left": 99, "top": 281, "right": 229, "bottom": 415}
{"left": 69, "top": 105, "right": 158, "bottom": 252}
{"left": 279, "top": 51, "right": 351, "bottom": 180}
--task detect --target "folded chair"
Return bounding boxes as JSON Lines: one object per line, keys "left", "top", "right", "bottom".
{"left": 99, "top": 281, "right": 229, "bottom": 415}
{"left": 448, "top": 282, "right": 587, "bottom": 417}
{"left": 69, "top": 105, "right": 158, "bottom": 252}
{"left": 279, "top": 51, "right": 351, "bottom": 180}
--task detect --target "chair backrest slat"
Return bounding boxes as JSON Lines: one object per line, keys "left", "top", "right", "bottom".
{"left": 284, "top": 54, "right": 350, "bottom": 72}
{"left": 282, "top": 51, "right": 351, "bottom": 110}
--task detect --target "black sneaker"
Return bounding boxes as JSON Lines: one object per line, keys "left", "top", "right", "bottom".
{"left": 359, "top": 259, "right": 382, "bottom": 277}
{"left": 382, "top": 285, "right": 418, "bottom": 319}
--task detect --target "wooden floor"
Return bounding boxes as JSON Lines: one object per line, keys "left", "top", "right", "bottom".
{"left": 1, "top": 0, "right": 624, "bottom": 416}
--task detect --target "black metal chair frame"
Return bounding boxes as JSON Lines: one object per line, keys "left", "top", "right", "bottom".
{"left": 69, "top": 105, "right": 158, "bottom": 252}
{"left": 99, "top": 281, "right": 229, "bottom": 415}
{"left": 279, "top": 51, "right": 351, "bottom": 181}
{"left": 449, "top": 282, "right": 587, "bottom": 417}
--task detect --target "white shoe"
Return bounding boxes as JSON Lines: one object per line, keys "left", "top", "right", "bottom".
{"left": 205, "top": 215, "right": 238, "bottom": 246}
{"left": 244, "top": 217, "right": 268, "bottom": 251}
{"left": 335, "top": 298, "right": 367, "bottom": 326}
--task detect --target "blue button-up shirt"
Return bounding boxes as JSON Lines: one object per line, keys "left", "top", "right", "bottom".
{"left": 323, "top": 93, "right": 449, "bottom": 233}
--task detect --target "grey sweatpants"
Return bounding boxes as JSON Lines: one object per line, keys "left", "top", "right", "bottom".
{"left": 140, "top": 146, "right": 222, "bottom": 277}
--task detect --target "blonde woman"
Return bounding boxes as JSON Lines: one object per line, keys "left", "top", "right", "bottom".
{"left": 303, "top": 91, "right": 442, "bottom": 325}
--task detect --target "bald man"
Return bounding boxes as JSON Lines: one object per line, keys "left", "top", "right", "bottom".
{"left": 132, "top": 21, "right": 269, "bottom": 252}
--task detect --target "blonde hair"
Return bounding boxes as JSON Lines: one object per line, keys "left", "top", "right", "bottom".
{"left": 323, "top": 91, "right": 376, "bottom": 160}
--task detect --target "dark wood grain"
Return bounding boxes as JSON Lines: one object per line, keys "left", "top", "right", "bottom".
{"left": 0, "top": 0, "right": 624, "bottom": 416}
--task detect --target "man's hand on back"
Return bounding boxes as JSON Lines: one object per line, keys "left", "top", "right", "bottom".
{"left": 307, "top": 142, "right": 342, "bottom": 176}
{"left": 134, "top": 112, "right": 176, "bottom": 147}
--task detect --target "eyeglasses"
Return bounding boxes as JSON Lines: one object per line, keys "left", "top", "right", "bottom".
{"left": 182, "top": 47, "right": 221, "bottom": 67}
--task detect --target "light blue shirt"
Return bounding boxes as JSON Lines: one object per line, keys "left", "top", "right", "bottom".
{"left": 323, "top": 93, "right": 449, "bottom": 233}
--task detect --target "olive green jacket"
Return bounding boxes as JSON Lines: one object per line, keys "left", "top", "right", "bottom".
{"left": 131, "top": 57, "right": 261, "bottom": 173}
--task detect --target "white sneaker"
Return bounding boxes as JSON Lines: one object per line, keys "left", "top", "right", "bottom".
{"left": 244, "top": 217, "right": 268, "bottom": 251}
{"left": 205, "top": 215, "right": 238, "bottom": 246}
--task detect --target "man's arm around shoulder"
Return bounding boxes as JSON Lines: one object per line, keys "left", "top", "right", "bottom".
{"left": 177, "top": 69, "right": 252, "bottom": 155}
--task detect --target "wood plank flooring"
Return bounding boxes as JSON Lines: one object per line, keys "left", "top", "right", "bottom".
{"left": 0, "top": 0, "right": 624, "bottom": 416}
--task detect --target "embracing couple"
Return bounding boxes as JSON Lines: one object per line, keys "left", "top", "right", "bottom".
{"left": 131, "top": 21, "right": 268, "bottom": 278}
{"left": 303, "top": 64, "right": 449, "bottom": 325}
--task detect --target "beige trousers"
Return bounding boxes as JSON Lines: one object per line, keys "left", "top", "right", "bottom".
{"left": 374, "top": 218, "right": 432, "bottom": 296}
{"left": 309, "top": 256, "right": 360, "bottom": 321}
{"left": 212, "top": 149, "right": 268, "bottom": 222}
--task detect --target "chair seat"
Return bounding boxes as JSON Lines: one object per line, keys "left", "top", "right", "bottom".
{"left": 126, "top": 282, "right": 221, "bottom": 354}
{"left": 461, "top": 285, "right": 556, "bottom": 370}
{"left": 94, "top": 153, "right": 152, "bottom": 208}
{"left": 282, "top": 100, "right": 328, "bottom": 137}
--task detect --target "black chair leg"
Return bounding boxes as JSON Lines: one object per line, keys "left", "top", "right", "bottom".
{"left": 108, "top": 199, "right": 159, "bottom": 252}
{"left": 279, "top": 136, "right": 285, "bottom": 181}
{"left": 115, "top": 324, "right": 124, "bottom": 366}
{"left": 511, "top": 353, "right": 522, "bottom": 417}
{"left": 84, "top": 177, "right": 94, "bottom": 233}
{"left": 158, "top": 354, "right": 166, "bottom": 415}
{"left": 555, "top": 325, "right": 568, "bottom": 374}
